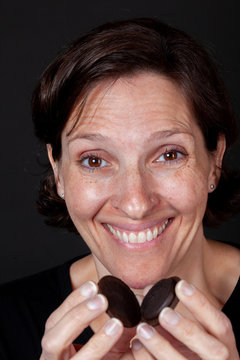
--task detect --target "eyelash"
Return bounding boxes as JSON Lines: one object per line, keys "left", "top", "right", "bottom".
{"left": 78, "top": 146, "right": 187, "bottom": 172}
{"left": 78, "top": 153, "right": 109, "bottom": 171}
{"left": 154, "top": 147, "right": 187, "bottom": 164}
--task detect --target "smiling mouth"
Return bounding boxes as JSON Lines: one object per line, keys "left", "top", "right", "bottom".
{"left": 106, "top": 219, "right": 171, "bottom": 244}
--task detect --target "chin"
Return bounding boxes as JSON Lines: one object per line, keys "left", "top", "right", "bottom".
{"left": 106, "top": 260, "right": 166, "bottom": 290}
{"left": 119, "top": 272, "right": 159, "bottom": 290}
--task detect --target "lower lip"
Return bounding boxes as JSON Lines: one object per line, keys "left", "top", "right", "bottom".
{"left": 103, "top": 218, "right": 173, "bottom": 250}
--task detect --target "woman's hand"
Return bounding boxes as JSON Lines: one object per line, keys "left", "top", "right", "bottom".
{"left": 131, "top": 280, "right": 239, "bottom": 360}
{"left": 40, "top": 281, "right": 124, "bottom": 360}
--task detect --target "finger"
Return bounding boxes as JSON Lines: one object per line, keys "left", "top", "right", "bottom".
{"left": 119, "top": 351, "right": 136, "bottom": 360}
{"left": 41, "top": 294, "right": 107, "bottom": 359}
{"left": 159, "top": 307, "right": 229, "bottom": 360}
{"left": 71, "top": 318, "right": 123, "bottom": 360}
{"left": 131, "top": 339, "right": 155, "bottom": 359}
{"left": 45, "top": 281, "right": 98, "bottom": 331}
{"left": 136, "top": 323, "right": 186, "bottom": 360}
{"left": 175, "top": 280, "right": 235, "bottom": 346}
{"left": 103, "top": 351, "right": 134, "bottom": 360}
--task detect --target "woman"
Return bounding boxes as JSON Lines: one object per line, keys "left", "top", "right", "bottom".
{"left": 1, "top": 18, "right": 240, "bottom": 359}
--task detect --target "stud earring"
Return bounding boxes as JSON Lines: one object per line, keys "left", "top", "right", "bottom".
{"left": 60, "top": 193, "right": 64, "bottom": 199}
{"left": 210, "top": 184, "right": 215, "bottom": 190}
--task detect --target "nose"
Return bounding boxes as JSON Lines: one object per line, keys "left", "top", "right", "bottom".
{"left": 110, "top": 167, "right": 159, "bottom": 220}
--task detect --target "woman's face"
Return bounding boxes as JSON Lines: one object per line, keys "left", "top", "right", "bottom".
{"left": 50, "top": 73, "right": 223, "bottom": 289}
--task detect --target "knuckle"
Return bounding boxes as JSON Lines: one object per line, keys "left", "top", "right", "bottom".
{"left": 213, "top": 343, "right": 229, "bottom": 360}
{"left": 156, "top": 338, "right": 171, "bottom": 355}
{"left": 217, "top": 313, "right": 233, "bottom": 337}
{"left": 182, "top": 321, "right": 197, "bottom": 338}
{"left": 197, "top": 292, "right": 209, "bottom": 310}
{"left": 120, "top": 353, "right": 134, "bottom": 360}
{"left": 66, "top": 289, "right": 85, "bottom": 307}
{"left": 41, "top": 332, "right": 59, "bottom": 356}
{"left": 69, "top": 305, "right": 86, "bottom": 322}
{"left": 44, "top": 314, "right": 56, "bottom": 332}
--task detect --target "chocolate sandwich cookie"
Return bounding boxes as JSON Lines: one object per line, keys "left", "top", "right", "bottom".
{"left": 98, "top": 275, "right": 180, "bottom": 328}
{"left": 141, "top": 277, "right": 180, "bottom": 326}
{"left": 98, "top": 275, "right": 141, "bottom": 327}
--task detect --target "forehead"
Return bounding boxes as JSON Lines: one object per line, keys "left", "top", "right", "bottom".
{"left": 64, "top": 72, "right": 196, "bottom": 138}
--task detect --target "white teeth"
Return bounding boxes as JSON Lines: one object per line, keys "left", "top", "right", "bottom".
{"left": 138, "top": 232, "right": 146, "bottom": 243}
{"left": 122, "top": 232, "right": 128, "bottom": 243}
{"left": 129, "top": 232, "right": 137, "bottom": 243}
{"left": 146, "top": 229, "right": 153, "bottom": 241}
{"left": 153, "top": 227, "right": 158, "bottom": 239}
{"left": 116, "top": 230, "right": 122, "bottom": 241}
{"left": 107, "top": 219, "right": 170, "bottom": 244}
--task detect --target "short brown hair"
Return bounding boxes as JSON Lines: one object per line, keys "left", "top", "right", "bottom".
{"left": 32, "top": 18, "right": 240, "bottom": 233}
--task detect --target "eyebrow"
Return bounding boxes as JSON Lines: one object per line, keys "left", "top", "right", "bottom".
{"left": 67, "top": 132, "right": 108, "bottom": 144}
{"left": 149, "top": 129, "right": 194, "bottom": 141}
{"left": 67, "top": 128, "right": 193, "bottom": 144}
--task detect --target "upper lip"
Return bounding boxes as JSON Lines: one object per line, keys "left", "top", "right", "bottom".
{"left": 103, "top": 217, "right": 171, "bottom": 232}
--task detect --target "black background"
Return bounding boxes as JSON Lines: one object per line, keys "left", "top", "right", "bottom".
{"left": 1, "top": 0, "right": 240, "bottom": 284}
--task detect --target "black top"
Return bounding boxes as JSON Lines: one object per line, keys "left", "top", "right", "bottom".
{"left": 0, "top": 254, "right": 239, "bottom": 359}
{"left": 0, "top": 255, "right": 93, "bottom": 360}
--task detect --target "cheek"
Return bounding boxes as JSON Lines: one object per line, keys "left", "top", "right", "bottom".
{"left": 160, "top": 167, "right": 209, "bottom": 213}
{"left": 64, "top": 176, "right": 108, "bottom": 222}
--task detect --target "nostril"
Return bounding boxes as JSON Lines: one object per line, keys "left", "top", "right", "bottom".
{"left": 109, "top": 172, "right": 159, "bottom": 219}
{"left": 123, "top": 195, "right": 159, "bottom": 219}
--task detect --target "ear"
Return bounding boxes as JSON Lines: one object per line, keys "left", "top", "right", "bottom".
{"left": 208, "top": 134, "right": 226, "bottom": 191}
{"left": 47, "top": 144, "right": 64, "bottom": 197}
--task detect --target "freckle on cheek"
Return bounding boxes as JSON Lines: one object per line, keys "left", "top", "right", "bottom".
{"left": 83, "top": 179, "right": 96, "bottom": 185}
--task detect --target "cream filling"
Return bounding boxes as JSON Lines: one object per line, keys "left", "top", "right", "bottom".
{"left": 106, "top": 219, "right": 169, "bottom": 244}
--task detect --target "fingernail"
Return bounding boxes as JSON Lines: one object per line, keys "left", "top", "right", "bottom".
{"left": 79, "top": 281, "right": 97, "bottom": 298}
{"left": 87, "top": 294, "right": 105, "bottom": 310}
{"left": 160, "top": 307, "right": 180, "bottom": 325}
{"left": 131, "top": 339, "right": 143, "bottom": 351}
{"left": 104, "top": 318, "right": 122, "bottom": 336}
{"left": 137, "top": 323, "right": 154, "bottom": 339}
{"left": 177, "top": 280, "right": 194, "bottom": 296}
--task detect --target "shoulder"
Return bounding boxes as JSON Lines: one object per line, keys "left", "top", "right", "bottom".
{"left": 217, "top": 240, "right": 240, "bottom": 278}
{"left": 206, "top": 239, "right": 240, "bottom": 305}
{"left": 208, "top": 239, "right": 240, "bottom": 275}
{"left": 1, "top": 266, "right": 58, "bottom": 302}
{"left": 0, "top": 261, "right": 67, "bottom": 324}
{"left": 0, "top": 255, "right": 85, "bottom": 304}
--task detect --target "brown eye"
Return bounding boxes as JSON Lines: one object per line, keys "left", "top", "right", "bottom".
{"left": 156, "top": 149, "right": 184, "bottom": 163}
{"left": 164, "top": 151, "right": 178, "bottom": 161}
{"left": 80, "top": 155, "right": 108, "bottom": 169}
{"left": 88, "top": 156, "right": 102, "bottom": 167}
